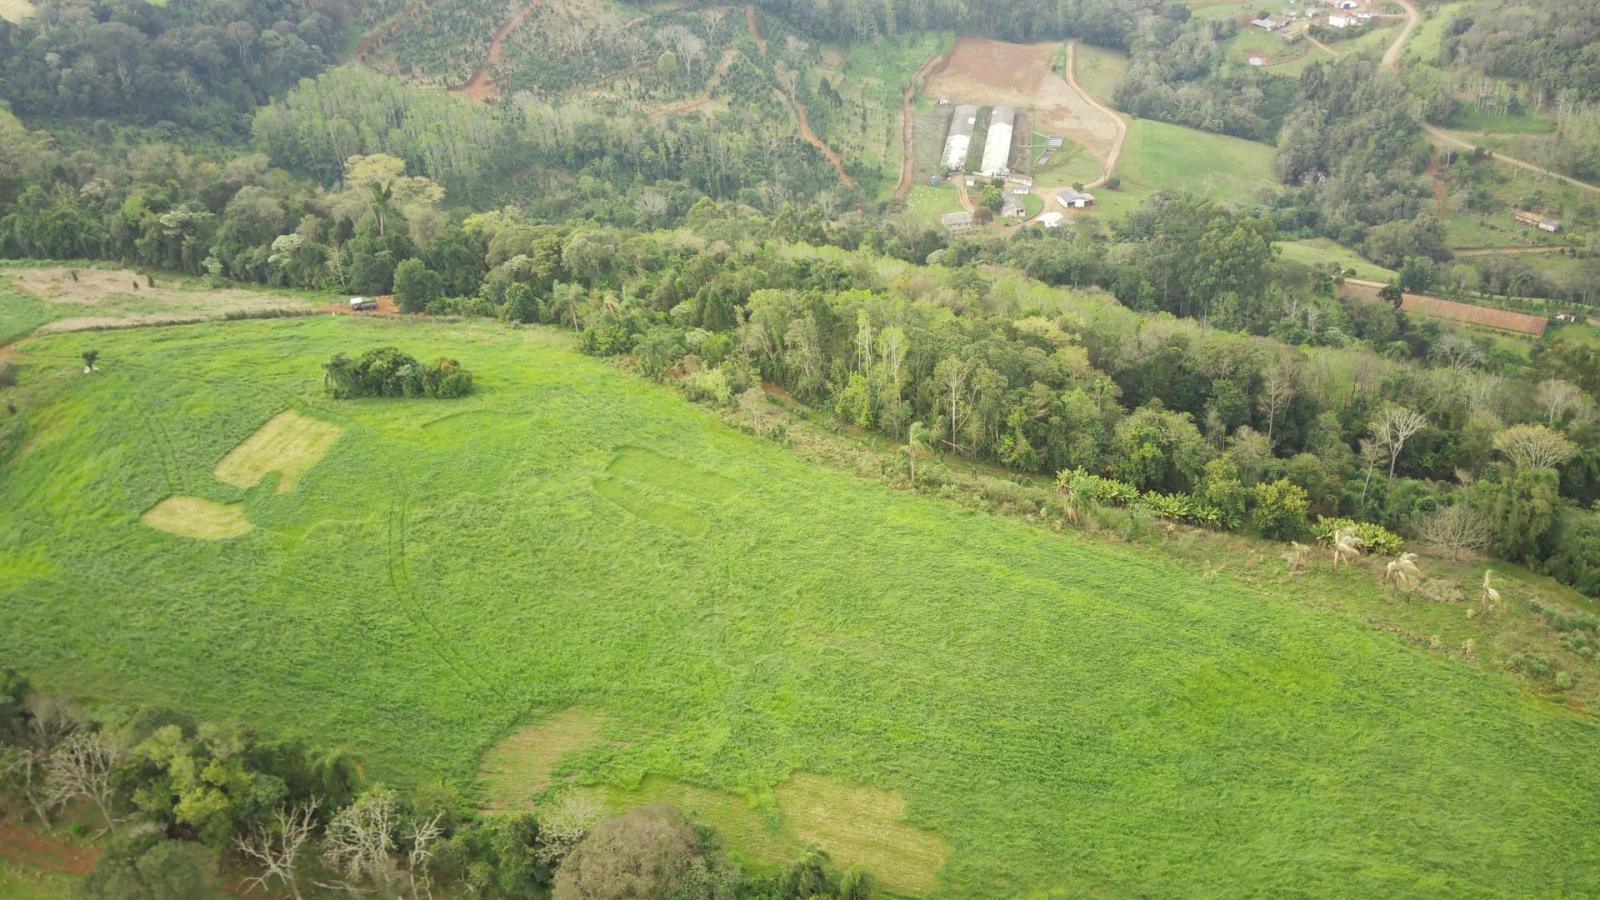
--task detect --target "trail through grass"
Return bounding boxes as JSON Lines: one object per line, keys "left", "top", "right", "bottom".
{"left": 3, "top": 317, "right": 1600, "bottom": 895}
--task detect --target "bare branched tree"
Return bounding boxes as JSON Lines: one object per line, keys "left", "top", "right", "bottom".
{"left": 1258, "top": 364, "right": 1296, "bottom": 446}
{"left": 322, "top": 788, "right": 400, "bottom": 892}
{"left": 404, "top": 812, "right": 445, "bottom": 900}
{"left": 1480, "top": 570, "right": 1502, "bottom": 613}
{"left": 1534, "top": 378, "right": 1584, "bottom": 427}
{"left": 236, "top": 799, "right": 320, "bottom": 900}
{"left": 44, "top": 729, "right": 122, "bottom": 831}
{"left": 1416, "top": 504, "right": 1490, "bottom": 560}
{"left": 1, "top": 695, "right": 76, "bottom": 826}
{"left": 1371, "top": 406, "right": 1428, "bottom": 488}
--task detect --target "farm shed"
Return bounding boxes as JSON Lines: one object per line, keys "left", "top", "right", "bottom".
{"left": 1037, "top": 211, "right": 1065, "bottom": 228}
{"left": 941, "top": 211, "right": 975, "bottom": 233}
{"left": 943, "top": 105, "right": 978, "bottom": 172}
{"left": 1002, "top": 192, "right": 1026, "bottom": 219}
{"left": 1514, "top": 210, "right": 1562, "bottom": 233}
{"left": 1058, "top": 189, "right": 1095, "bottom": 209}
{"left": 980, "top": 105, "right": 1016, "bottom": 178}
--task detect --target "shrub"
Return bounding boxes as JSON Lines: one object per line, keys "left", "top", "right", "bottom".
{"left": 1312, "top": 517, "right": 1404, "bottom": 556}
{"left": 0, "top": 360, "right": 14, "bottom": 388}
{"left": 1250, "top": 479, "right": 1310, "bottom": 540}
{"left": 1057, "top": 467, "right": 1139, "bottom": 506}
{"left": 324, "top": 347, "right": 474, "bottom": 399}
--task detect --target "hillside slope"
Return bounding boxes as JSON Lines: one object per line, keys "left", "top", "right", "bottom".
{"left": 2, "top": 316, "right": 1600, "bottom": 894}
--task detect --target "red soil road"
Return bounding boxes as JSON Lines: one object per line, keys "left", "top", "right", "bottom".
{"left": 894, "top": 50, "right": 951, "bottom": 200}
{"left": 351, "top": 0, "right": 427, "bottom": 64}
{"left": 743, "top": 5, "right": 854, "bottom": 188}
{"left": 449, "top": 0, "right": 544, "bottom": 101}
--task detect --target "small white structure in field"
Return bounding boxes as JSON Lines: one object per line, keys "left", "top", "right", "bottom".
{"left": 941, "top": 211, "right": 975, "bottom": 233}
{"left": 1058, "top": 189, "right": 1095, "bottom": 209}
{"left": 1038, "top": 211, "right": 1066, "bottom": 228}
{"left": 1249, "top": 56, "right": 1266, "bottom": 67}
{"left": 1328, "top": 14, "right": 1357, "bottom": 27}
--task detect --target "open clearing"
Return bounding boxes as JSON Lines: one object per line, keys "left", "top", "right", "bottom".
{"left": 4, "top": 316, "right": 1600, "bottom": 894}
{"left": 0, "top": 0, "right": 33, "bottom": 23}
{"left": 213, "top": 410, "right": 344, "bottom": 494}
{"left": 141, "top": 496, "right": 253, "bottom": 540}
{"left": 5, "top": 267, "right": 314, "bottom": 330}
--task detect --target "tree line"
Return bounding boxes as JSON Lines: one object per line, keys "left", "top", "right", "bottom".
{"left": 0, "top": 667, "right": 874, "bottom": 899}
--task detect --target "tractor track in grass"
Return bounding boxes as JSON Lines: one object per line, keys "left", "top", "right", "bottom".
{"left": 385, "top": 485, "right": 500, "bottom": 698}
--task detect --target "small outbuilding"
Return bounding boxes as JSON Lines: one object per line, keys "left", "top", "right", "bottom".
{"left": 1037, "top": 211, "right": 1066, "bottom": 228}
{"left": 941, "top": 211, "right": 975, "bottom": 233}
{"left": 1057, "top": 189, "right": 1096, "bottom": 209}
{"left": 1514, "top": 210, "right": 1562, "bottom": 233}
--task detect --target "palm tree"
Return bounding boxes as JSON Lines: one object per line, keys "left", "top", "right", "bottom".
{"left": 1281, "top": 541, "right": 1310, "bottom": 574}
{"left": 365, "top": 180, "right": 395, "bottom": 236}
{"left": 1331, "top": 530, "right": 1364, "bottom": 568}
{"left": 1384, "top": 552, "right": 1422, "bottom": 594}
{"left": 905, "top": 421, "right": 931, "bottom": 484}
{"left": 1480, "top": 570, "right": 1502, "bottom": 613}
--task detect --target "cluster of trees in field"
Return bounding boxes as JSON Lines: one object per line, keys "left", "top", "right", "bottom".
{"left": 0, "top": 668, "right": 874, "bottom": 899}
{"left": 0, "top": 0, "right": 390, "bottom": 135}
{"left": 323, "top": 346, "right": 475, "bottom": 399}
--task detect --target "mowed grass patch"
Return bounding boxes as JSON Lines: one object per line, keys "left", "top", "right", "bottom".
{"left": 607, "top": 447, "right": 738, "bottom": 501}
{"left": 1277, "top": 238, "right": 1398, "bottom": 281}
{"left": 774, "top": 773, "right": 949, "bottom": 895}
{"left": 479, "top": 708, "right": 610, "bottom": 812}
{"left": 141, "top": 496, "right": 253, "bottom": 540}
{"left": 214, "top": 410, "right": 344, "bottom": 494}
{"left": 4, "top": 316, "right": 1600, "bottom": 894}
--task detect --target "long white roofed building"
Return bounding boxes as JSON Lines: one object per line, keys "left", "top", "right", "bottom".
{"left": 980, "top": 106, "right": 1016, "bottom": 177}
{"left": 942, "top": 105, "right": 979, "bottom": 171}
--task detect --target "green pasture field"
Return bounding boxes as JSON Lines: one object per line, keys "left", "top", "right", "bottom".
{"left": 1069, "top": 43, "right": 1127, "bottom": 108}
{"left": 5, "top": 314, "right": 1600, "bottom": 894}
{"left": 1276, "top": 238, "right": 1397, "bottom": 282}
{"left": 0, "top": 861, "right": 74, "bottom": 900}
{"left": 1091, "top": 118, "right": 1278, "bottom": 219}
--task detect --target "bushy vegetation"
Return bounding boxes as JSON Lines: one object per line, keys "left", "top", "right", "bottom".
{"left": 323, "top": 347, "right": 474, "bottom": 399}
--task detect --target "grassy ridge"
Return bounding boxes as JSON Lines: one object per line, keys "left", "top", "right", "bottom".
{"left": 3, "top": 317, "right": 1600, "bottom": 894}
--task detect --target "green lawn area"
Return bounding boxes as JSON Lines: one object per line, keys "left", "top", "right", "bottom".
{"left": 5, "top": 315, "right": 1600, "bottom": 894}
{"left": 1447, "top": 107, "right": 1557, "bottom": 135}
{"left": 1092, "top": 118, "right": 1279, "bottom": 219}
{"left": 1276, "top": 238, "right": 1397, "bottom": 281}
{"left": 901, "top": 182, "right": 963, "bottom": 231}
{"left": 1071, "top": 43, "right": 1128, "bottom": 106}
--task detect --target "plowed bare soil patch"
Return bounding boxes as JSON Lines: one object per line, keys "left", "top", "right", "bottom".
{"left": 9, "top": 267, "right": 310, "bottom": 323}
{"left": 0, "top": 821, "right": 94, "bottom": 876}
{"left": 925, "top": 38, "right": 1118, "bottom": 165}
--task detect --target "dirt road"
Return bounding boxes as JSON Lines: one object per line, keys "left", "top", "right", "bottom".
{"left": 1424, "top": 123, "right": 1600, "bottom": 194}
{"left": 1025, "top": 40, "right": 1128, "bottom": 223}
{"left": 1454, "top": 246, "right": 1566, "bottom": 257}
{"left": 743, "top": 6, "right": 854, "bottom": 188}
{"left": 1065, "top": 41, "right": 1126, "bottom": 191}
{"left": 449, "top": 0, "right": 543, "bottom": 101}
{"left": 1383, "top": 0, "right": 1421, "bottom": 69}
{"left": 894, "top": 51, "right": 949, "bottom": 200}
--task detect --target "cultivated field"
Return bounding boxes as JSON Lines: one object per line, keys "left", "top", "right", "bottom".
{"left": 5, "top": 315, "right": 1600, "bottom": 894}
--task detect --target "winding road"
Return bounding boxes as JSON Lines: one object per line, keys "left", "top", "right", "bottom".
{"left": 1383, "top": 0, "right": 1599, "bottom": 194}
{"left": 1023, "top": 40, "right": 1128, "bottom": 224}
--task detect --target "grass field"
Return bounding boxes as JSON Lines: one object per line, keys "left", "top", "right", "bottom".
{"left": 5, "top": 314, "right": 1600, "bottom": 894}
{"left": 1277, "top": 238, "right": 1398, "bottom": 281}
{"left": 1091, "top": 118, "right": 1278, "bottom": 219}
